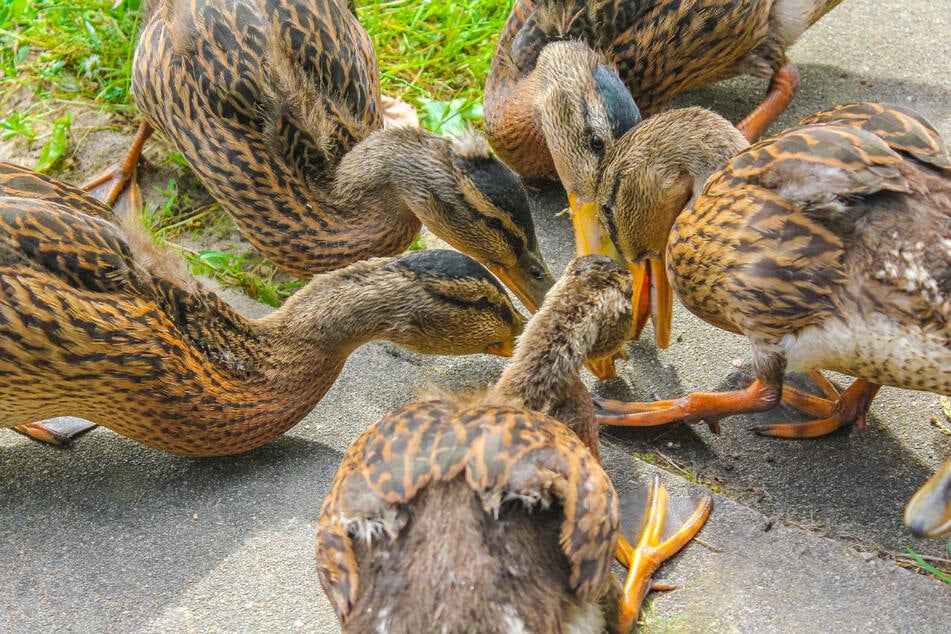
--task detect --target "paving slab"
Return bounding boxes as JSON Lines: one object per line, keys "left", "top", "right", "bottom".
{"left": 2, "top": 0, "right": 950, "bottom": 631}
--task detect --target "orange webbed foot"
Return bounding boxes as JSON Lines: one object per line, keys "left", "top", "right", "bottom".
{"left": 614, "top": 476, "right": 713, "bottom": 632}
{"left": 594, "top": 379, "right": 781, "bottom": 434}
{"left": 82, "top": 120, "right": 153, "bottom": 214}
{"left": 753, "top": 378, "right": 881, "bottom": 438}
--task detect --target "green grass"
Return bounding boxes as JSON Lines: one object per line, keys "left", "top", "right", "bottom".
{"left": 904, "top": 543, "right": 951, "bottom": 587}
{"left": 0, "top": 0, "right": 507, "bottom": 131}
{"left": 0, "top": 0, "right": 142, "bottom": 110}
{"left": 357, "top": 0, "right": 508, "bottom": 122}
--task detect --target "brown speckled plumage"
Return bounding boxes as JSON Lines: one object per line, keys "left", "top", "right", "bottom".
{"left": 670, "top": 103, "right": 951, "bottom": 390}
{"left": 594, "top": 103, "right": 950, "bottom": 433}
{"left": 130, "top": 0, "right": 553, "bottom": 309}
{"left": 316, "top": 256, "right": 634, "bottom": 633}
{"left": 485, "top": 0, "right": 843, "bottom": 190}
{"left": 0, "top": 164, "right": 524, "bottom": 456}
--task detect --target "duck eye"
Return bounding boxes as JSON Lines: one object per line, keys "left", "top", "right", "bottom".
{"left": 602, "top": 203, "right": 614, "bottom": 218}
{"left": 590, "top": 134, "right": 605, "bottom": 155}
{"left": 486, "top": 217, "right": 503, "bottom": 231}
{"left": 528, "top": 264, "right": 543, "bottom": 280}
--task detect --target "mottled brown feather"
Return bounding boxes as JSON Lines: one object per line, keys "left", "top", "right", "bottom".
{"left": 132, "top": 0, "right": 554, "bottom": 308}
{"left": 0, "top": 165, "right": 524, "bottom": 456}
{"left": 315, "top": 256, "right": 633, "bottom": 632}
{"left": 485, "top": 0, "right": 843, "bottom": 184}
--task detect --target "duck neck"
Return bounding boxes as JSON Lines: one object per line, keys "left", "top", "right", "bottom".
{"left": 163, "top": 122, "right": 423, "bottom": 279}
{"left": 651, "top": 109, "right": 750, "bottom": 208}
{"left": 483, "top": 45, "right": 563, "bottom": 181}
{"left": 493, "top": 296, "right": 600, "bottom": 456}
{"left": 333, "top": 126, "right": 462, "bottom": 239}
{"left": 104, "top": 263, "right": 417, "bottom": 457}
{"left": 257, "top": 261, "right": 418, "bottom": 374}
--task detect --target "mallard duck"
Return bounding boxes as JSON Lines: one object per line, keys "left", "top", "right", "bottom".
{"left": 1, "top": 162, "right": 526, "bottom": 455}
{"left": 586, "top": 102, "right": 951, "bottom": 431}
{"left": 484, "top": 0, "right": 844, "bottom": 351}
{"left": 316, "top": 255, "right": 712, "bottom": 633}
{"left": 87, "top": 0, "right": 554, "bottom": 312}
{"left": 905, "top": 459, "right": 951, "bottom": 539}
{"left": 582, "top": 103, "right": 950, "bottom": 528}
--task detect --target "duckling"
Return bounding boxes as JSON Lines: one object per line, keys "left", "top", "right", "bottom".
{"left": 316, "top": 255, "right": 712, "bottom": 632}
{"left": 905, "top": 459, "right": 951, "bottom": 539}
{"left": 484, "top": 0, "right": 845, "bottom": 352}
{"left": 87, "top": 0, "right": 554, "bottom": 312}
{"left": 1, "top": 162, "right": 526, "bottom": 455}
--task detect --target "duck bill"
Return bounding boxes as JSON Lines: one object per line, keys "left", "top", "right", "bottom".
{"left": 485, "top": 338, "right": 516, "bottom": 357}
{"left": 568, "top": 192, "right": 621, "bottom": 259}
{"left": 648, "top": 257, "right": 672, "bottom": 349}
{"left": 626, "top": 260, "right": 650, "bottom": 341}
{"left": 486, "top": 257, "right": 553, "bottom": 314}
{"left": 566, "top": 193, "right": 671, "bottom": 348}
{"left": 569, "top": 192, "right": 635, "bottom": 380}
{"left": 905, "top": 460, "right": 951, "bottom": 538}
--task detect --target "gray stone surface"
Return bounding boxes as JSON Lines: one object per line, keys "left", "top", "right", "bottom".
{"left": 2, "top": 0, "right": 950, "bottom": 631}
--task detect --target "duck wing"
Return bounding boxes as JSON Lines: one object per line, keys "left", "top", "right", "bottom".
{"left": 315, "top": 401, "right": 619, "bottom": 621}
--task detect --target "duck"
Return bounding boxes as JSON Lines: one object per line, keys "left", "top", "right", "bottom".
{"left": 316, "top": 255, "right": 712, "bottom": 633}
{"left": 484, "top": 0, "right": 845, "bottom": 353}
{"left": 580, "top": 103, "right": 949, "bottom": 528}
{"left": 905, "top": 459, "right": 951, "bottom": 539}
{"left": 85, "top": 0, "right": 554, "bottom": 312}
{"left": 1, "top": 162, "right": 526, "bottom": 455}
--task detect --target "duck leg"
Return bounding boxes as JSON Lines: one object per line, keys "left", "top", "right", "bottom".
{"left": 736, "top": 62, "right": 801, "bottom": 141}
{"left": 14, "top": 416, "right": 97, "bottom": 446}
{"left": 753, "top": 379, "right": 882, "bottom": 438}
{"left": 615, "top": 476, "right": 713, "bottom": 632}
{"left": 82, "top": 120, "right": 154, "bottom": 213}
{"left": 595, "top": 378, "right": 782, "bottom": 433}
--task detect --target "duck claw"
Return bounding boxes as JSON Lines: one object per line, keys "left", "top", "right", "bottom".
{"left": 753, "top": 379, "right": 881, "bottom": 438}
{"left": 82, "top": 119, "right": 152, "bottom": 214}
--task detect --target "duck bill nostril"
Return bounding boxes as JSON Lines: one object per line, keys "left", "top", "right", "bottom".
{"left": 486, "top": 262, "right": 551, "bottom": 314}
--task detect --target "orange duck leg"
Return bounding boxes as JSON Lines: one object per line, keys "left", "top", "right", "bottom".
{"left": 82, "top": 120, "right": 154, "bottom": 213}
{"left": 736, "top": 62, "right": 801, "bottom": 141}
{"left": 753, "top": 378, "right": 882, "bottom": 438}
{"left": 595, "top": 373, "right": 882, "bottom": 438}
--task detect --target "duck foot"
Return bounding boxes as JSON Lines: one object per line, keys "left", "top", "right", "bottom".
{"left": 13, "top": 417, "right": 98, "bottom": 446}
{"left": 585, "top": 349, "right": 627, "bottom": 380}
{"left": 82, "top": 119, "right": 154, "bottom": 214}
{"left": 594, "top": 378, "right": 782, "bottom": 433}
{"left": 753, "top": 378, "right": 882, "bottom": 438}
{"left": 614, "top": 476, "right": 713, "bottom": 632}
{"left": 736, "top": 62, "right": 801, "bottom": 141}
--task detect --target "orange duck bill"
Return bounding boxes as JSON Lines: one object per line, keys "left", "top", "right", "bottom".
{"left": 568, "top": 194, "right": 673, "bottom": 380}
{"left": 485, "top": 253, "right": 553, "bottom": 314}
